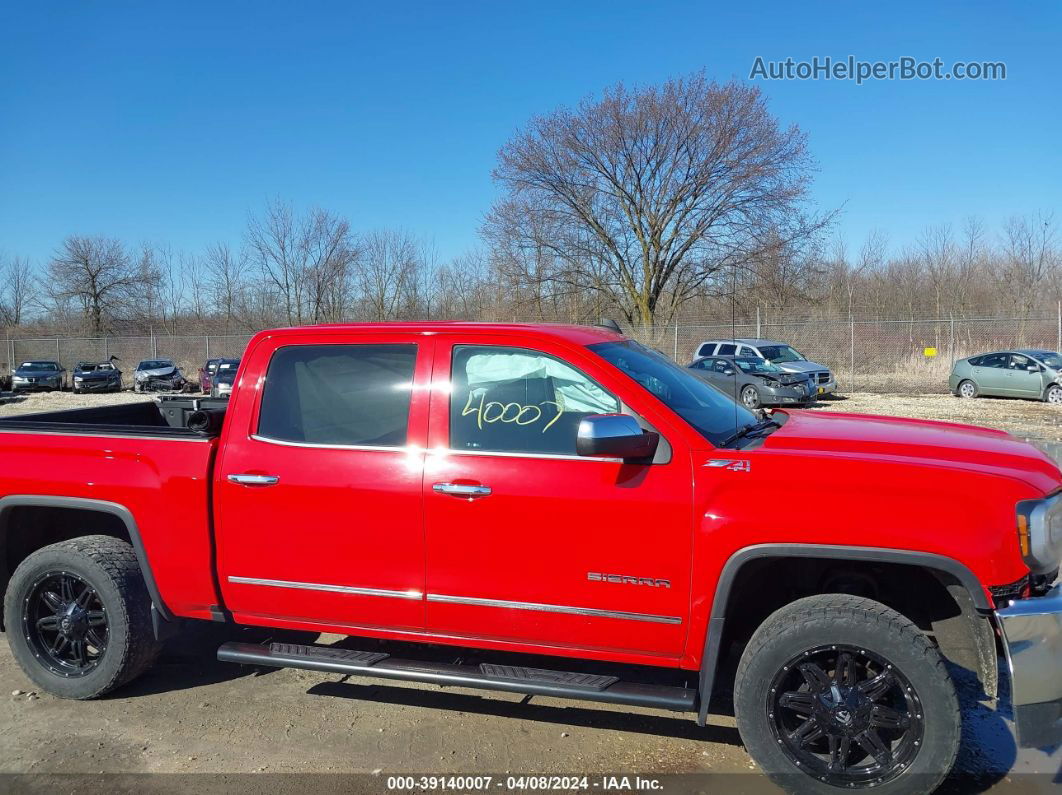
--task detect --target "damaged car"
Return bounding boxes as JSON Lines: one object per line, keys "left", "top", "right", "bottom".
{"left": 133, "top": 359, "right": 188, "bottom": 393}
{"left": 72, "top": 358, "right": 123, "bottom": 394}
{"left": 688, "top": 354, "right": 813, "bottom": 409}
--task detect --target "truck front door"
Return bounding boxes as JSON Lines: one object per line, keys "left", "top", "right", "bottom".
{"left": 214, "top": 333, "right": 431, "bottom": 631}
{"left": 422, "top": 335, "right": 693, "bottom": 659}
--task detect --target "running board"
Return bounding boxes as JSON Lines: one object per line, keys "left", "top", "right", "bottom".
{"left": 217, "top": 641, "right": 697, "bottom": 712}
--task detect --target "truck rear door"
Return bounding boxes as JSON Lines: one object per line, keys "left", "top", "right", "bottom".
{"left": 213, "top": 332, "right": 432, "bottom": 631}
{"left": 422, "top": 334, "right": 693, "bottom": 658}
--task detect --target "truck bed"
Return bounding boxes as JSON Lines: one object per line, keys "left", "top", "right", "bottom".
{"left": 0, "top": 396, "right": 228, "bottom": 437}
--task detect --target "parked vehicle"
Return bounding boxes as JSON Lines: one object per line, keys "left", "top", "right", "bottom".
{"left": 72, "top": 359, "right": 122, "bottom": 394}
{"left": 688, "top": 354, "right": 813, "bottom": 409}
{"left": 133, "top": 359, "right": 187, "bottom": 392}
{"left": 10, "top": 360, "right": 66, "bottom": 392}
{"left": 0, "top": 322, "right": 1058, "bottom": 793}
{"left": 210, "top": 359, "right": 240, "bottom": 398}
{"left": 198, "top": 358, "right": 222, "bottom": 394}
{"left": 950, "top": 349, "right": 1062, "bottom": 404}
{"left": 693, "top": 339, "right": 837, "bottom": 396}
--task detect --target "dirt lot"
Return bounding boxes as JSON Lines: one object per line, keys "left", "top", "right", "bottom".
{"left": 0, "top": 389, "right": 1059, "bottom": 791}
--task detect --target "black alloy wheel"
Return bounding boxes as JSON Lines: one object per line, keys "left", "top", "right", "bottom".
{"left": 767, "top": 644, "right": 924, "bottom": 788}
{"left": 22, "top": 571, "right": 109, "bottom": 677}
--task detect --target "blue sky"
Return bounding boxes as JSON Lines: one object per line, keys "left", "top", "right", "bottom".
{"left": 1, "top": 1, "right": 1059, "bottom": 268}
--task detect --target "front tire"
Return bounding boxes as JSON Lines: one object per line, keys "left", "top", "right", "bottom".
{"left": 1045, "top": 384, "right": 1062, "bottom": 404}
{"left": 3, "top": 536, "right": 161, "bottom": 699}
{"left": 734, "top": 594, "right": 960, "bottom": 794}
{"left": 740, "top": 385, "right": 762, "bottom": 410}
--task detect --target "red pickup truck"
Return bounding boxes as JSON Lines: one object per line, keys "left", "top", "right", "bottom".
{"left": 1, "top": 322, "right": 1059, "bottom": 792}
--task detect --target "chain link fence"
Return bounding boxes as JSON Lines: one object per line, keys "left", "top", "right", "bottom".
{"left": 1, "top": 334, "right": 255, "bottom": 389}
{"left": 3, "top": 312, "right": 1062, "bottom": 393}
{"left": 619, "top": 312, "right": 1062, "bottom": 393}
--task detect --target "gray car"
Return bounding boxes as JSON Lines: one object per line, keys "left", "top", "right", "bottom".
{"left": 950, "top": 349, "right": 1062, "bottom": 404}
{"left": 11, "top": 360, "right": 66, "bottom": 392}
{"left": 688, "top": 355, "right": 813, "bottom": 409}
{"left": 693, "top": 338, "right": 837, "bottom": 396}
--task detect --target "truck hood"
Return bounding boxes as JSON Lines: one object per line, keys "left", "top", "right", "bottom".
{"left": 75, "top": 369, "right": 120, "bottom": 380}
{"left": 762, "top": 410, "right": 1062, "bottom": 491}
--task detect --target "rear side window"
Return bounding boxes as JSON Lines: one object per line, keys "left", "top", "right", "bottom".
{"left": 449, "top": 345, "right": 619, "bottom": 456}
{"left": 697, "top": 343, "right": 716, "bottom": 357}
{"left": 977, "top": 353, "right": 1008, "bottom": 368}
{"left": 716, "top": 343, "right": 737, "bottom": 356}
{"left": 258, "top": 344, "right": 416, "bottom": 446}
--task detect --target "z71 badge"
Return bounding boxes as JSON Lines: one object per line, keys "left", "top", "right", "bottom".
{"left": 588, "top": 572, "right": 671, "bottom": 588}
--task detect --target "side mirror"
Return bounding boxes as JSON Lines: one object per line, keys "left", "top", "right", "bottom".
{"left": 723, "top": 368, "right": 735, "bottom": 376}
{"left": 1028, "top": 365, "right": 1041, "bottom": 372}
{"left": 577, "top": 414, "right": 659, "bottom": 461}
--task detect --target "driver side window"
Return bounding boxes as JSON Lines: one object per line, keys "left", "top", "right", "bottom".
{"left": 449, "top": 346, "right": 619, "bottom": 456}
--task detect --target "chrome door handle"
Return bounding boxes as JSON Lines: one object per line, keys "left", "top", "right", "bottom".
{"left": 433, "top": 482, "right": 491, "bottom": 497}
{"left": 227, "top": 474, "right": 280, "bottom": 486}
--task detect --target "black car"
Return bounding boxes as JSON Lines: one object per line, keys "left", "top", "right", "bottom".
{"left": 10, "top": 360, "right": 66, "bottom": 392}
{"left": 72, "top": 359, "right": 123, "bottom": 394}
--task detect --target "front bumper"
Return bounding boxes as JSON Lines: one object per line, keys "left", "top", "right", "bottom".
{"left": 11, "top": 379, "right": 61, "bottom": 391}
{"left": 996, "top": 583, "right": 1062, "bottom": 748}
{"left": 75, "top": 379, "right": 120, "bottom": 391}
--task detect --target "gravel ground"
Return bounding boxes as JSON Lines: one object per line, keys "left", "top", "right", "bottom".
{"left": 0, "top": 389, "right": 1059, "bottom": 791}
{"left": 807, "top": 393, "right": 1062, "bottom": 445}
{"left": 0, "top": 389, "right": 155, "bottom": 416}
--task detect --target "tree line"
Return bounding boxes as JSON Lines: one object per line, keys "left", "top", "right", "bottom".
{"left": 1, "top": 73, "right": 1058, "bottom": 338}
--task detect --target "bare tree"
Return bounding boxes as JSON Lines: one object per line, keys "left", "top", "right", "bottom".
{"left": 0, "top": 255, "right": 36, "bottom": 326}
{"left": 47, "top": 236, "right": 137, "bottom": 334}
{"left": 246, "top": 199, "right": 357, "bottom": 325}
{"left": 204, "top": 242, "right": 248, "bottom": 328}
{"left": 357, "top": 229, "right": 422, "bottom": 320}
{"left": 487, "top": 73, "right": 832, "bottom": 326}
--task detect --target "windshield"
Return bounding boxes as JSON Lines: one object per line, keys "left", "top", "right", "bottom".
{"left": 138, "top": 360, "right": 173, "bottom": 370}
{"left": 588, "top": 340, "right": 757, "bottom": 446}
{"left": 77, "top": 363, "right": 115, "bottom": 372}
{"left": 732, "top": 356, "right": 781, "bottom": 374}
{"left": 19, "top": 362, "right": 58, "bottom": 372}
{"left": 757, "top": 345, "right": 805, "bottom": 364}
{"left": 216, "top": 370, "right": 237, "bottom": 384}
{"left": 1030, "top": 351, "right": 1062, "bottom": 369}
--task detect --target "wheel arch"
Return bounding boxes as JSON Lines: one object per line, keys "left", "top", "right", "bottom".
{"left": 696, "top": 543, "right": 992, "bottom": 726}
{"left": 0, "top": 495, "right": 171, "bottom": 628}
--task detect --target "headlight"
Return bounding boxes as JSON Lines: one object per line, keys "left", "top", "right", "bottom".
{"left": 12, "top": 376, "right": 27, "bottom": 382}
{"left": 74, "top": 377, "right": 83, "bottom": 382}
{"left": 1017, "top": 495, "right": 1062, "bottom": 574}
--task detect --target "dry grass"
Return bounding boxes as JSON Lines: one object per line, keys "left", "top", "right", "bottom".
{"left": 0, "top": 390, "right": 153, "bottom": 416}
{"left": 809, "top": 392, "right": 1062, "bottom": 445}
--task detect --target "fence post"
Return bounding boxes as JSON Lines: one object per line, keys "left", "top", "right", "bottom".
{"left": 56, "top": 337, "right": 61, "bottom": 366}
{"left": 849, "top": 318, "right": 855, "bottom": 391}
{"left": 756, "top": 307, "right": 761, "bottom": 338}
{"left": 205, "top": 335, "right": 210, "bottom": 360}
{"left": 672, "top": 325, "right": 678, "bottom": 360}
{"left": 104, "top": 337, "right": 109, "bottom": 360}
{"left": 1057, "top": 301, "right": 1060, "bottom": 353}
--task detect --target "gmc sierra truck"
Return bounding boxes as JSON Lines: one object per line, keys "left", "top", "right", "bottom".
{"left": 0, "top": 322, "right": 1059, "bottom": 793}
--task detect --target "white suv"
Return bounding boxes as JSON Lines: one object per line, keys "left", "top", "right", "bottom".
{"left": 692, "top": 338, "right": 837, "bottom": 396}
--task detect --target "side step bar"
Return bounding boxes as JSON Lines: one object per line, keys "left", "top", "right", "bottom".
{"left": 218, "top": 641, "right": 697, "bottom": 712}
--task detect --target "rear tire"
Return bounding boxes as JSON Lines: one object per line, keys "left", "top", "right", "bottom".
{"left": 734, "top": 594, "right": 960, "bottom": 794}
{"left": 4, "top": 536, "right": 161, "bottom": 699}
{"left": 957, "top": 380, "right": 978, "bottom": 399}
